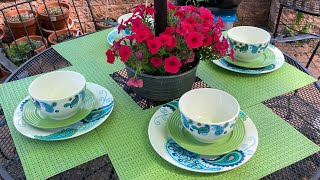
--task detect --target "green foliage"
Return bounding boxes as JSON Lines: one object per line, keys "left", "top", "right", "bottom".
{"left": 284, "top": 12, "right": 315, "bottom": 37}
{"left": 5, "top": 39, "right": 43, "bottom": 66}
{"left": 186, "top": 0, "right": 209, "bottom": 6}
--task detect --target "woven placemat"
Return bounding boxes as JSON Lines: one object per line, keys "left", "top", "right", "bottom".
{"left": 0, "top": 65, "right": 114, "bottom": 180}
{"left": 53, "top": 29, "right": 315, "bottom": 108}
{"left": 96, "top": 103, "right": 320, "bottom": 179}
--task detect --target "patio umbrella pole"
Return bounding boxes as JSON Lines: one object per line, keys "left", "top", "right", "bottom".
{"left": 154, "top": 0, "right": 167, "bottom": 36}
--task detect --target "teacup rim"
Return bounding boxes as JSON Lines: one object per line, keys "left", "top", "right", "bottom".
{"left": 28, "top": 70, "right": 86, "bottom": 101}
{"left": 227, "top": 26, "right": 271, "bottom": 44}
{"left": 178, "top": 88, "right": 240, "bottom": 125}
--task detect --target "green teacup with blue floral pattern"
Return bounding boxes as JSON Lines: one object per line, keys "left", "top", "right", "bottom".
{"left": 28, "top": 71, "right": 86, "bottom": 120}
{"left": 228, "top": 26, "right": 271, "bottom": 62}
{"left": 179, "top": 88, "right": 240, "bottom": 144}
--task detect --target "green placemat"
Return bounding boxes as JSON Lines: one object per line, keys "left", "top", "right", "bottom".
{"left": 53, "top": 28, "right": 114, "bottom": 66}
{"left": 97, "top": 103, "right": 319, "bottom": 180}
{"left": 53, "top": 30, "right": 315, "bottom": 108}
{"left": 0, "top": 64, "right": 125, "bottom": 180}
{"left": 198, "top": 61, "right": 315, "bottom": 108}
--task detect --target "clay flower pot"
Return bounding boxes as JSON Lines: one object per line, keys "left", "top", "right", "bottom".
{"left": 0, "top": 64, "right": 11, "bottom": 77}
{"left": 4, "top": 9, "right": 37, "bottom": 39}
{"left": 14, "top": 35, "right": 48, "bottom": 53}
{"left": 40, "top": 18, "right": 74, "bottom": 38}
{"left": 48, "top": 29, "right": 82, "bottom": 45}
{"left": 96, "top": 17, "right": 117, "bottom": 30}
{"left": 37, "top": 2, "right": 71, "bottom": 31}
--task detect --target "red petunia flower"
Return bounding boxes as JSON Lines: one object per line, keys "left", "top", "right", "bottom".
{"left": 185, "top": 31, "right": 203, "bottom": 49}
{"left": 183, "top": 17, "right": 197, "bottom": 26}
{"left": 176, "top": 27, "right": 188, "bottom": 37}
{"left": 182, "top": 52, "right": 195, "bottom": 64}
{"left": 166, "top": 37, "right": 177, "bottom": 49}
{"left": 216, "top": 16, "right": 225, "bottom": 29}
{"left": 168, "top": 2, "right": 177, "bottom": 11}
{"left": 164, "top": 56, "right": 182, "bottom": 74}
{"left": 135, "top": 30, "right": 150, "bottom": 43}
{"left": 150, "top": 57, "right": 162, "bottom": 67}
{"left": 230, "top": 49, "right": 235, "bottom": 61}
{"left": 146, "top": 7, "right": 155, "bottom": 15}
{"left": 199, "top": 7, "right": 214, "bottom": 22}
{"left": 127, "top": 77, "right": 143, "bottom": 88}
{"left": 106, "top": 49, "right": 115, "bottom": 64}
{"left": 146, "top": 38, "right": 162, "bottom": 55}
{"left": 119, "top": 45, "right": 131, "bottom": 62}
{"left": 203, "top": 34, "right": 212, "bottom": 46}
{"left": 117, "top": 19, "right": 125, "bottom": 34}
{"left": 159, "top": 34, "right": 172, "bottom": 46}
{"left": 164, "top": 27, "right": 175, "bottom": 35}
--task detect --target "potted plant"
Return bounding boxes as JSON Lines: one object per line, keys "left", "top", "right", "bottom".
{"left": 37, "top": 2, "right": 71, "bottom": 31}
{"left": 40, "top": 18, "right": 74, "bottom": 38}
{"left": 0, "top": 36, "right": 47, "bottom": 76}
{"left": 48, "top": 29, "right": 82, "bottom": 45}
{"left": 96, "top": 17, "right": 118, "bottom": 30}
{"left": 106, "top": 3, "right": 233, "bottom": 101}
{"left": 4, "top": 9, "right": 37, "bottom": 39}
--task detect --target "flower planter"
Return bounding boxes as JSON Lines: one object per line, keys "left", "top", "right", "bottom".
{"left": 40, "top": 18, "right": 74, "bottom": 38}
{"left": 125, "top": 62, "right": 199, "bottom": 102}
{"left": 37, "top": 2, "right": 71, "bottom": 31}
{"left": 14, "top": 35, "right": 48, "bottom": 53}
{"left": 96, "top": 17, "right": 117, "bottom": 30}
{"left": 175, "top": 0, "right": 241, "bottom": 8}
{"left": 4, "top": 9, "right": 37, "bottom": 39}
{"left": 0, "top": 64, "right": 11, "bottom": 77}
{"left": 48, "top": 29, "right": 82, "bottom": 45}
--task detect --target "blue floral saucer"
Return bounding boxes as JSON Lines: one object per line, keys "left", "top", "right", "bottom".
{"left": 148, "top": 100, "right": 259, "bottom": 173}
{"left": 212, "top": 44, "right": 284, "bottom": 74}
{"left": 13, "top": 82, "right": 114, "bottom": 141}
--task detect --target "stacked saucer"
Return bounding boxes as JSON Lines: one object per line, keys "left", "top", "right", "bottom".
{"left": 148, "top": 89, "right": 259, "bottom": 173}
{"left": 13, "top": 71, "right": 114, "bottom": 141}
{"left": 213, "top": 26, "right": 285, "bottom": 74}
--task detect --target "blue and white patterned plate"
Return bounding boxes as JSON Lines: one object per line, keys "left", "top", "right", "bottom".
{"left": 212, "top": 44, "right": 285, "bottom": 74}
{"left": 107, "top": 28, "right": 131, "bottom": 46}
{"left": 148, "top": 100, "right": 258, "bottom": 173}
{"left": 13, "top": 82, "right": 114, "bottom": 141}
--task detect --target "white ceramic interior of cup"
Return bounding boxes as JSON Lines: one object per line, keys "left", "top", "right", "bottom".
{"left": 179, "top": 88, "right": 240, "bottom": 124}
{"left": 29, "top": 71, "right": 86, "bottom": 101}
{"left": 228, "top": 26, "right": 271, "bottom": 44}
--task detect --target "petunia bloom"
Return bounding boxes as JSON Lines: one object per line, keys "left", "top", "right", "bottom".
{"left": 106, "top": 49, "right": 115, "bottom": 64}
{"left": 164, "top": 56, "right": 182, "bottom": 74}
{"left": 119, "top": 45, "right": 131, "bottom": 62}
{"left": 146, "top": 38, "right": 162, "bottom": 55}
{"left": 127, "top": 77, "right": 143, "bottom": 88}
{"left": 185, "top": 32, "right": 203, "bottom": 49}
{"left": 150, "top": 57, "right": 162, "bottom": 67}
{"left": 159, "top": 34, "right": 173, "bottom": 46}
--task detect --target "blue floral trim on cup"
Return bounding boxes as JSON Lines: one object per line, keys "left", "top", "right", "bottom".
{"left": 165, "top": 138, "right": 245, "bottom": 171}
{"left": 229, "top": 39, "right": 269, "bottom": 54}
{"left": 64, "top": 95, "right": 79, "bottom": 108}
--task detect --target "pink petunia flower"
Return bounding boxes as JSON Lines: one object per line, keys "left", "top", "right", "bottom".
{"left": 119, "top": 45, "right": 131, "bottom": 62}
{"left": 185, "top": 31, "right": 203, "bottom": 49}
{"left": 127, "top": 77, "right": 143, "bottom": 88}
{"left": 150, "top": 57, "right": 162, "bottom": 67}
{"left": 164, "top": 56, "right": 182, "bottom": 74}
{"left": 146, "top": 38, "right": 162, "bottom": 55}
{"left": 106, "top": 49, "right": 115, "bottom": 64}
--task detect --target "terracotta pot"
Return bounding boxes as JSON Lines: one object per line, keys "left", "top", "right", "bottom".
{"left": 48, "top": 29, "right": 82, "bottom": 45}
{"left": 0, "top": 64, "right": 11, "bottom": 77}
{"left": 14, "top": 35, "right": 48, "bottom": 53}
{"left": 37, "top": 2, "right": 71, "bottom": 30}
{"left": 4, "top": 9, "right": 37, "bottom": 39}
{"left": 0, "top": 29, "right": 3, "bottom": 40}
{"left": 40, "top": 18, "right": 74, "bottom": 38}
{"left": 96, "top": 17, "right": 117, "bottom": 30}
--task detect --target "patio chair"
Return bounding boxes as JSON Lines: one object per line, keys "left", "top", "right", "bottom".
{"left": 0, "top": 0, "right": 116, "bottom": 76}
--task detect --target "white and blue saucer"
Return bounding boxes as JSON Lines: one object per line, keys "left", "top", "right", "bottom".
{"left": 212, "top": 44, "right": 285, "bottom": 74}
{"left": 107, "top": 28, "right": 131, "bottom": 46}
{"left": 13, "top": 82, "right": 114, "bottom": 141}
{"left": 148, "top": 100, "right": 258, "bottom": 173}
